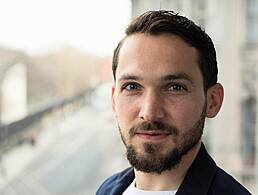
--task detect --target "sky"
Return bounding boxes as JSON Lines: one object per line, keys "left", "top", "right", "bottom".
{"left": 0, "top": 0, "right": 131, "bottom": 56}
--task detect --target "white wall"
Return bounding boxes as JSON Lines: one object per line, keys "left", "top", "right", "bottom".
{"left": 1, "top": 63, "right": 27, "bottom": 123}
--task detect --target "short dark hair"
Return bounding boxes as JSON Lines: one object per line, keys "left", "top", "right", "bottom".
{"left": 112, "top": 10, "right": 218, "bottom": 91}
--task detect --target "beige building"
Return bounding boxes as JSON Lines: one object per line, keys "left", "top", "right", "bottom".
{"left": 27, "top": 46, "right": 101, "bottom": 110}
{"left": 0, "top": 45, "right": 102, "bottom": 122}
{"left": 130, "top": 0, "right": 257, "bottom": 193}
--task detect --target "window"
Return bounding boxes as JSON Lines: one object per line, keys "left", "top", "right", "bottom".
{"left": 246, "top": 0, "right": 258, "bottom": 43}
{"left": 241, "top": 96, "right": 256, "bottom": 165}
{"left": 192, "top": 0, "right": 206, "bottom": 28}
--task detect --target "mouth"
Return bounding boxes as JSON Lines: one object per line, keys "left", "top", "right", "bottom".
{"left": 135, "top": 131, "right": 171, "bottom": 142}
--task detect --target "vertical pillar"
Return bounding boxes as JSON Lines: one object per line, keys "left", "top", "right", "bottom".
{"left": 253, "top": 76, "right": 258, "bottom": 194}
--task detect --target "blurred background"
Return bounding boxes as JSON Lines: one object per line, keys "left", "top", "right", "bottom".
{"left": 0, "top": 0, "right": 257, "bottom": 194}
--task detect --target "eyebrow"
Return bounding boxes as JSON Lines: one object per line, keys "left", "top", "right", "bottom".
{"left": 118, "top": 72, "right": 195, "bottom": 85}
{"left": 118, "top": 74, "right": 143, "bottom": 82}
{"left": 161, "top": 73, "right": 194, "bottom": 84}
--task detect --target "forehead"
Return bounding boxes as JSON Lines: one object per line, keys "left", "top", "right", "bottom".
{"left": 116, "top": 33, "right": 202, "bottom": 83}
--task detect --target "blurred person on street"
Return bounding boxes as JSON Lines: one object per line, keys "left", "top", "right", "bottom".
{"left": 96, "top": 10, "right": 251, "bottom": 195}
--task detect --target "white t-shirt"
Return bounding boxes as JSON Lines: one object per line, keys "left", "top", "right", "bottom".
{"left": 122, "top": 179, "right": 177, "bottom": 195}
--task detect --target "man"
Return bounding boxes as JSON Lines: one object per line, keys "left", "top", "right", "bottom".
{"left": 96, "top": 10, "right": 251, "bottom": 195}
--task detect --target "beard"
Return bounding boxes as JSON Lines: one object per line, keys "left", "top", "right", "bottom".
{"left": 119, "top": 105, "right": 206, "bottom": 174}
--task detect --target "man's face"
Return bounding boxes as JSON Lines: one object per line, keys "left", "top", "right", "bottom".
{"left": 112, "top": 33, "right": 207, "bottom": 173}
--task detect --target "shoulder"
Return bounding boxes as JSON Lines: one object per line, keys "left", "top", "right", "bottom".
{"left": 210, "top": 167, "right": 252, "bottom": 195}
{"left": 96, "top": 167, "right": 134, "bottom": 195}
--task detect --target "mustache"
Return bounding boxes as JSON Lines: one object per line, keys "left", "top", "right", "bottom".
{"left": 129, "top": 121, "right": 178, "bottom": 137}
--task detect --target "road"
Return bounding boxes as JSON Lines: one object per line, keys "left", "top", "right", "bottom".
{"left": 0, "top": 101, "right": 128, "bottom": 195}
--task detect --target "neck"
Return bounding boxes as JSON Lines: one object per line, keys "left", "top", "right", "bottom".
{"left": 134, "top": 141, "right": 201, "bottom": 191}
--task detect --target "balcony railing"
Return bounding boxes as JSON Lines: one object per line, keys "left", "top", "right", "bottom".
{"left": 0, "top": 89, "right": 93, "bottom": 156}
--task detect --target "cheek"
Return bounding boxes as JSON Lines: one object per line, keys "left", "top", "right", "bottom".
{"left": 115, "top": 99, "right": 138, "bottom": 127}
{"left": 116, "top": 95, "right": 139, "bottom": 116}
{"left": 169, "top": 98, "right": 205, "bottom": 130}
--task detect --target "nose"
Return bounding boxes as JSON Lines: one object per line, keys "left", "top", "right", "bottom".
{"left": 138, "top": 91, "right": 165, "bottom": 121}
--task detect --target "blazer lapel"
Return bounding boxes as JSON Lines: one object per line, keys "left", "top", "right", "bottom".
{"left": 176, "top": 144, "right": 217, "bottom": 195}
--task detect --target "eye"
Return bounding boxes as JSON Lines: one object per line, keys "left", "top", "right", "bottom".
{"left": 167, "top": 83, "right": 187, "bottom": 92}
{"left": 122, "top": 82, "right": 141, "bottom": 91}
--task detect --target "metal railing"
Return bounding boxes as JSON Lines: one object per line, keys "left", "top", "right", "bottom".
{"left": 0, "top": 88, "right": 93, "bottom": 155}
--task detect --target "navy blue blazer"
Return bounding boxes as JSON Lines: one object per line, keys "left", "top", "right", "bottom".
{"left": 96, "top": 144, "right": 252, "bottom": 195}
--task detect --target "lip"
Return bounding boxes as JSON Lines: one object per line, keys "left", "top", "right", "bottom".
{"left": 135, "top": 131, "right": 170, "bottom": 142}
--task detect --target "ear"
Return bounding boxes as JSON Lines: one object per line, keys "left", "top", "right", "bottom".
{"left": 206, "top": 83, "right": 224, "bottom": 118}
{"left": 111, "top": 84, "right": 116, "bottom": 114}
